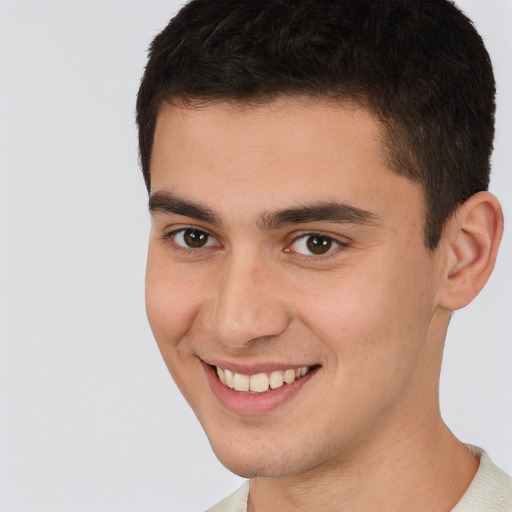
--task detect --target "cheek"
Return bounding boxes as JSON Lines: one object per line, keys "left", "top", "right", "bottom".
{"left": 144, "top": 254, "right": 212, "bottom": 406}
{"left": 299, "top": 255, "right": 435, "bottom": 376}
{"left": 295, "top": 266, "right": 436, "bottom": 437}
{"left": 145, "top": 251, "right": 203, "bottom": 350}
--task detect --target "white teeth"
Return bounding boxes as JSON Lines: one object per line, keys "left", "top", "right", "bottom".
{"left": 224, "top": 369, "right": 234, "bottom": 388}
{"left": 269, "top": 370, "right": 284, "bottom": 389}
{"left": 233, "top": 373, "right": 250, "bottom": 392}
{"left": 217, "top": 367, "right": 226, "bottom": 385}
{"left": 216, "top": 366, "right": 311, "bottom": 393}
{"left": 283, "top": 369, "right": 296, "bottom": 384}
{"left": 250, "top": 373, "right": 270, "bottom": 393}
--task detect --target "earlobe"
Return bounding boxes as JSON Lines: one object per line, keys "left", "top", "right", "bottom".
{"left": 438, "top": 191, "right": 504, "bottom": 311}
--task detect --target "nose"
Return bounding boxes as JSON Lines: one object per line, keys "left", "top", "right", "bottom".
{"left": 204, "top": 250, "right": 291, "bottom": 348}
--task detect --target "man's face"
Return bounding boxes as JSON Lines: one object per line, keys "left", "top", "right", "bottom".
{"left": 146, "top": 98, "right": 448, "bottom": 478}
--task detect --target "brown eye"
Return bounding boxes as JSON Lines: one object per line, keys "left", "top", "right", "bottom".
{"left": 287, "top": 233, "right": 343, "bottom": 257}
{"left": 182, "top": 229, "right": 210, "bottom": 248}
{"left": 306, "top": 235, "right": 333, "bottom": 255}
{"left": 170, "top": 228, "right": 218, "bottom": 250}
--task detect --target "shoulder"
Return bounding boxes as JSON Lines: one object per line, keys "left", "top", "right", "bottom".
{"left": 205, "top": 481, "right": 250, "bottom": 512}
{"left": 452, "top": 446, "right": 512, "bottom": 512}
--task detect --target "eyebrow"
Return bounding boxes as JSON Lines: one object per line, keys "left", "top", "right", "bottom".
{"left": 149, "top": 191, "right": 380, "bottom": 230}
{"left": 149, "top": 192, "right": 221, "bottom": 226}
{"left": 259, "top": 202, "right": 380, "bottom": 230}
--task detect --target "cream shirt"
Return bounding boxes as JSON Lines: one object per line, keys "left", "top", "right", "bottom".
{"left": 206, "top": 447, "right": 512, "bottom": 512}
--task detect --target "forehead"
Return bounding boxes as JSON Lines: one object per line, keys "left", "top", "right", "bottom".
{"left": 152, "top": 97, "right": 385, "bottom": 175}
{"left": 150, "top": 98, "right": 423, "bottom": 226}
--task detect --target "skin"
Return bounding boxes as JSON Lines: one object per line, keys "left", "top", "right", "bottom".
{"left": 146, "top": 98, "right": 502, "bottom": 511}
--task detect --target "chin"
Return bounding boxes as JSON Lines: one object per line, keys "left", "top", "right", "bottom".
{"left": 206, "top": 431, "right": 321, "bottom": 479}
{"left": 217, "top": 453, "right": 298, "bottom": 479}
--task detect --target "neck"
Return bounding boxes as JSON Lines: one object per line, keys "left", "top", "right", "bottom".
{"left": 248, "top": 415, "right": 478, "bottom": 512}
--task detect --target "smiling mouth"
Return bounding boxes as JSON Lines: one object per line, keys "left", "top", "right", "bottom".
{"left": 214, "top": 365, "right": 315, "bottom": 394}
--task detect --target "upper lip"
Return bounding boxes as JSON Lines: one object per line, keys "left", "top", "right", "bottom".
{"left": 202, "top": 358, "right": 319, "bottom": 375}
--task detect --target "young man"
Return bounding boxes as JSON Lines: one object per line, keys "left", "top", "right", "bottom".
{"left": 137, "top": 1, "right": 511, "bottom": 510}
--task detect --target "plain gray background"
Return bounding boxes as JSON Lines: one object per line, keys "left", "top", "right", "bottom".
{"left": 0, "top": 1, "right": 510, "bottom": 511}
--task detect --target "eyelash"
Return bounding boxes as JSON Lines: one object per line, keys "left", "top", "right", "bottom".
{"left": 162, "top": 227, "right": 350, "bottom": 259}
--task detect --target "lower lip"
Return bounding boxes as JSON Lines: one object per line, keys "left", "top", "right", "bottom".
{"left": 203, "top": 363, "right": 318, "bottom": 416}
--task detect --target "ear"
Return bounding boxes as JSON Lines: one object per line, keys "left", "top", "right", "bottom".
{"left": 437, "top": 191, "right": 504, "bottom": 311}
